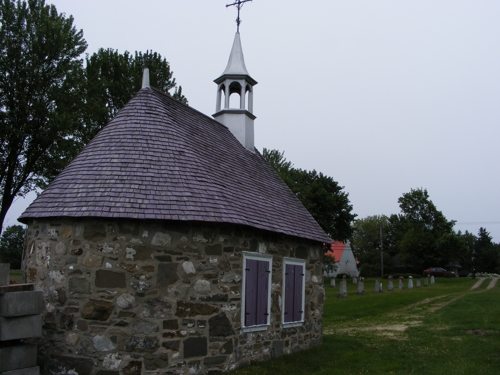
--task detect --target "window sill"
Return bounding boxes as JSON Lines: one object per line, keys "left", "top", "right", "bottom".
{"left": 281, "top": 321, "right": 303, "bottom": 329}
{"left": 241, "top": 324, "right": 269, "bottom": 333}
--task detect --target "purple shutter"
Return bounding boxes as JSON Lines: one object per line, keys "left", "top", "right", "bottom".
{"left": 245, "top": 259, "right": 270, "bottom": 326}
{"left": 256, "top": 260, "right": 270, "bottom": 325}
{"left": 245, "top": 259, "right": 258, "bottom": 326}
{"left": 293, "top": 264, "right": 304, "bottom": 322}
{"left": 284, "top": 264, "right": 304, "bottom": 323}
{"left": 284, "top": 264, "right": 295, "bottom": 323}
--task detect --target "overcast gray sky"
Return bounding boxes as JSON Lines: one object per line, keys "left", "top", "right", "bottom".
{"left": 5, "top": 0, "right": 500, "bottom": 242}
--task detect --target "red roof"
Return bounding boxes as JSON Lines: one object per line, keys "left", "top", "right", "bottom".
{"left": 325, "top": 242, "right": 346, "bottom": 262}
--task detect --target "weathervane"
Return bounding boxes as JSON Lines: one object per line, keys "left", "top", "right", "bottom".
{"left": 226, "top": 0, "right": 252, "bottom": 32}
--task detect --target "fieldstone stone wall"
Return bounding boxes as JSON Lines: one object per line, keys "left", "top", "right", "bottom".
{"left": 22, "top": 218, "right": 324, "bottom": 374}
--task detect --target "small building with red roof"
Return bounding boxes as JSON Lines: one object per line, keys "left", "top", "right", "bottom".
{"left": 325, "top": 241, "right": 359, "bottom": 277}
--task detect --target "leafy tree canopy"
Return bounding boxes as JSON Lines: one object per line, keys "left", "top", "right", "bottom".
{"left": 262, "top": 148, "right": 356, "bottom": 241}
{"left": 0, "top": 225, "right": 25, "bottom": 269}
{"left": 391, "top": 188, "right": 456, "bottom": 271}
{"left": 0, "top": 0, "right": 87, "bottom": 233}
{"left": 353, "top": 189, "right": 479, "bottom": 274}
{"left": 80, "top": 48, "right": 187, "bottom": 144}
{"left": 350, "top": 215, "right": 390, "bottom": 256}
{"left": 0, "top": 1, "right": 187, "bottom": 234}
{"left": 436, "top": 232, "right": 468, "bottom": 267}
{"left": 474, "top": 227, "right": 500, "bottom": 273}
{"left": 397, "top": 188, "right": 455, "bottom": 233}
{"left": 324, "top": 253, "right": 338, "bottom": 275}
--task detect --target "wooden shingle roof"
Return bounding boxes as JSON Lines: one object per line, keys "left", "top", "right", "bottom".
{"left": 19, "top": 87, "right": 330, "bottom": 243}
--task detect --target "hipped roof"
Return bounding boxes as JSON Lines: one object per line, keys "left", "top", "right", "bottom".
{"left": 19, "top": 87, "right": 330, "bottom": 243}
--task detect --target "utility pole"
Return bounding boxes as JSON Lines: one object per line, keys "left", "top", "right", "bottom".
{"left": 380, "top": 225, "right": 384, "bottom": 278}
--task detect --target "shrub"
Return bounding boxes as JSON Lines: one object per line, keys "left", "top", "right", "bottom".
{"left": 336, "top": 273, "right": 350, "bottom": 279}
{"left": 0, "top": 225, "right": 25, "bottom": 269}
{"left": 391, "top": 273, "right": 420, "bottom": 279}
{"left": 358, "top": 264, "right": 381, "bottom": 277}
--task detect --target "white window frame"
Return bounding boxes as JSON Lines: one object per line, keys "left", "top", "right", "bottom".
{"left": 241, "top": 251, "right": 273, "bottom": 333}
{"left": 281, "top": 257, "right": 306, "bottom": 328}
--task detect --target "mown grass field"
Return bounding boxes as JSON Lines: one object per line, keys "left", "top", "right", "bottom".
{"left": 8, "top": 269, "right": 23, "bottom": 283}
{"left": 229, "top": 277, "right": 500, "bottom": 375}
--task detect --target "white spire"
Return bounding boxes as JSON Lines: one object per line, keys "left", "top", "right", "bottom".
{"left": 222, "top": 32, "right": 249, "bottom": 76}
{"left": 142, "top": 68, "right": 150, "bottom": 89}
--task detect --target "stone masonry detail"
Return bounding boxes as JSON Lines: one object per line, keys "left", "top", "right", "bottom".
{"left": 23, "top": 218, "right": 324, "bottom": 374}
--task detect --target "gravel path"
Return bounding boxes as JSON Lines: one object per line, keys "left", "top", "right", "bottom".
{"left": 486, "top": 278, "right": 499, "bottom": 289}
{"left": 471, "top": 278, "right": 486, "bottom": 290}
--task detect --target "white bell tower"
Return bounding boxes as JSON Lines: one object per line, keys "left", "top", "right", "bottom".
{"left": 214, "top": 1, "right": 257, "bottom": 151}
{"left": 213, "top": 32, "right": 257, "bottom": 151}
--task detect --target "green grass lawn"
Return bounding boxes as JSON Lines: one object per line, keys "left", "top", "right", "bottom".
{"left": 229, "top": 277, "right": 500, "bottom": 375}
{"left": 8, "top": 269, "right": 24, "bottom": 283}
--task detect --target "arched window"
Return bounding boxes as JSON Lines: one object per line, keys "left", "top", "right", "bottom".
{"left": 229, "top": 81, "right": 242, "bottom": 109}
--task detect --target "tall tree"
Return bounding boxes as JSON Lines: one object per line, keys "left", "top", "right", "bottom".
{"left": 0, "top": 225, "right": 25, "bottom": 268}
{"left": 436, "top": 231, "right": 468, "bottom": 267}
{"left": 457, "top": 230, "right": 476, "bottom": 271}
{"left": 263, "top": 148, "right": 356, "bottom": 241}
{"left": 0, "top": 1, "right": 188, "bottom": 234}
{"left": 350, "top": 215, "right": 390, "bottom": 255}
{"left": 261, "top": 149, "right": 293, "bottom": 182}
{"left": 474, "top": 227, "right": 499, "bottom": 273}
{"left": 0, "top": 0, "right": 87, "bottom": 233}
{"left": 394, "top": 188, "right": 455, "bottom": 272}
{"left": 79, "top": 49, "right": 187, "bottom": 144}
{"left": 397, "top": 188, "right": 454, "bottom": 234}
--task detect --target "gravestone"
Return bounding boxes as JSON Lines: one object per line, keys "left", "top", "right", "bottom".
{"left": 0, "top": 263, "right": 42, "bottom": 375}
{"left": 408, "top": 276, "right": 413, "bottom": 289}
{"left": 416, "top": 279, "right": 421, "bottom": 287}
{"left": 330, "top": 278, "right": 336, "bottom": 287}
{"left": 0, "top": 264, "right": 9, "bottom": 286}
{"left": 387, "top": 279, "right": 394, "bottom": 291}
{"left": 337, "top": 279, "right": 347, "bottom": 298}
{"left": 352, "top": 277, "right": 357, "bottom": 284}
{"left": 374, "top": 280, "right": 381, "bottom": 293}
{"left": 357, "top": 280, "right": 365, "bottom": 294}
{"left": 398, "top": 279, "right": 404, "bottom": 290}
{"left": 430, "top": 276, "right": 435, "bottom": 285}
{"left": 424, "top": 278, "right": 428, "bottom": 286}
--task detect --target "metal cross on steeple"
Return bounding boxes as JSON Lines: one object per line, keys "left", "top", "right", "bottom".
{"left": 226, "top": 0, "right": 252, "bottom": 32}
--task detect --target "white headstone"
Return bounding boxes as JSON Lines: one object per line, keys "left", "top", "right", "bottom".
{"left": 337, "top": 280, "right": 347, "bottom": 298}
{"left": 430, "top": 275, "right": 435, "bottom": 285}
{"left": 388, "top": 279, "right": 394, "bottom": 291}
{"left": 330, "top": 278, "right": 336, "bottom": 287}
{"left": 357, "top": 280, "right": 365, "bottom": 294}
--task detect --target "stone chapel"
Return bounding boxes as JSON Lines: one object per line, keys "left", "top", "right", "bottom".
{"left": 19, "top": 26, "right": 330, "bottom": 374}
